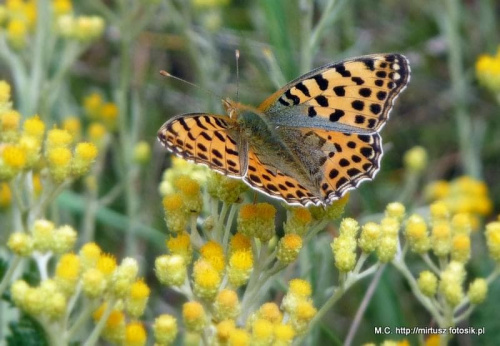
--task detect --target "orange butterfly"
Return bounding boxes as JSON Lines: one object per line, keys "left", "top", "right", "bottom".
{"left": 158, "top": 54, "right": 410, "bottom": 206}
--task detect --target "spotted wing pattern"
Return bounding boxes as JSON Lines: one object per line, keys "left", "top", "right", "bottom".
{"left": 305, "top": 130, "right": 382, "bottom": 204}
{"left": 259, "top": 54, "right": 410, "bottom": 132}
{"left": 243, "top": 150, "right": 323, "bottom": 206}
{"left": 157, "top": 114, "right": 243, "bottom": 177}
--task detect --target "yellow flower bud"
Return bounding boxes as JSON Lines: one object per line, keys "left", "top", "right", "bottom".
{"left": 166, "top": 232, "right": 192, "bottom": 264}
{"left": 486, "top": 221, "right": 500, "bottom": 262}
{"left": 7, "top": 18, "right": 27, "bottom": 49}
{"left": 439, "top": 261, "right": 465, "bottom": 307}
{"left": 47, "top": 147, "right": 72, "bottom": 181}
{"left": 451, "top": 234, "right": 470, "bottom": 263}
{"left": 230, "top": 232, "right": 251, "bottom": 253}
{"left": 385, "top": 202, "right": 406, "bottom": 221}
{"left": 32, "top": 219, "right": 55, "bottom": 252}
{"left": 403, "top": 146, "right": 427, "bottom": 172}
{"left": 228, "top": 328, "right": 251, "bottom": 346}
{"left": 154, "top": 314, "right": 178, "bottom": 345}
{"left": 182, "top": 301, "right": 206, "bottom": 332}
{"left": 7, "top": 232, "right": 33, "bottom": 256}
{"left": 72, "top": 142, "right": 98, "bottom": 176}
{"left": 133, "top": 140, "right": 151, "bottom": 165}
{"left": 82, "top": 268, "right": 106, "bottom": 298}
{"left": 431, "top": 222, "right": 452, "bottom": 257}
{"left": 155, "top": 254, "right": 187, "bottom": 286}
{"left": 97, "top": 253, "right": 117, "bottom": 277}
{"left": 238, "top": 203, "right": 276, "bottom": 242}
{"left": 404, "top": 214, "right": 430, "bottom": 253}
{"left": 52, "top": 225, "right": 77, "bottom": 254}
{"left": 284, "top": 207, "right": 312, "bottom": 236}
{"left": 79, "top": 242, "right": 102, "bottom": 269}
{"left": 358, "top": 222, "right": 381, "bottom": 253}
{"left": 309, "top": 194, "right": 349, "bottom": 220}
{"left": 214, "top": 289, "right": 240, "bottom": 321}
{"left": 216, "top": 320, "right": 235, "bottom": 344}
{"left": 174, "top": 175, "right": 202, "bottom": 213}
{"left": 332, "top": 235, "right": 357, "bottom": 272}
{"left": 468, "top": 278, "right": 487, "bottom": 304}
{"left": 277, "top": 234, "right": 302, "bottom": 264}
{"left": 228, "top": 250, "right": 253, "bottom": 287}
{"left": 23, "top": 115, "right": 45, "bottom": 139}
{"left": 251, "top": 318, "right": 274, "bottom": 345}
{"left": 291, "top": 300, "right": 316, "bottom": 335}
{"left": 126, "top": 279, "right": 150, "bottom": 318}
{"left": 377, "top": 236, "right": 398, "bottom": 263}
{"left": 418, "top": 271, "right": 438, "bottom": 297}
{"left": 257, "top": 302, "right": 282, "bottom": 324}
{"left": 193, "top": 259, "right": 221, "bottom": 300}
{"left": 112, "top": 257, "right": 139, "bottom": 298}
{"left": 207, "top": 171, "right": 248, "bottom": 203}
{"left": 274, "top": 324, "right": 295, "bottom": 345}
{"left": 163, "top": 193, "right": 189, "bottom": 233}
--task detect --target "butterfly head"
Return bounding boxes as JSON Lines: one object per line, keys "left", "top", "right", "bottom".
{"left": 222, "top": 97, "right": 241, "bottom": 119}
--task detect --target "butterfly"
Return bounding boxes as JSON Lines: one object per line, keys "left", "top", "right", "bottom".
{"left": 158, "top": 54, "right": 410, "bottom": 206}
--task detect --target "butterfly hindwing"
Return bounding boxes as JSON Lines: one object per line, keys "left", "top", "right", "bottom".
{"left": 244, "top": 150, "right": 322, "bottom": 206}
{"left": 158, "top": 113, "right": 244, "bottom": 177}
{"left": 259, "top": 54, "right": 410, "bottom": 133}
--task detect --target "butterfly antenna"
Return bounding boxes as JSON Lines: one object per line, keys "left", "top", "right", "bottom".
{"left": 159, "top": 70, "right": 224, "bottom": 101}
{"left": 235, "top": 50, "right": 240, "bottom": 103}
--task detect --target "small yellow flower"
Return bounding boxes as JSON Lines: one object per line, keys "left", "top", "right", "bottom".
{"left": 216, "top": 320, "right": 236, "bottom": 344}
{"left": 182, "top": 301, "right": 206, "bottom": 332}
{"left": 84, "top": 92, "right": 103, "bottom": 118}
{"left": 133, "top": 141, "right": 151, "bottom": 165}
{"left": 206, "top": 171, "right": 248, "bottom": 203}
{"left": 425, "top": 180, "right": 450, "bottom": 200}
{"left": 7, "top": 18, "right": 27, "bottom": 49}
{"left": 55, "top": 253, "right": 81, "bottom": 295}
{"left": 230, "top": 232, "right": 251, "bottom": 252}
{"left": 124, "top": 322, "right": 147, "bottom": 346}
{"left": 291, "top": 300, "right": 317, "bottom": 335}
{"left": 111, "top": 257, "right": 139, "bottom": 298}
{"left": 431, "top": 222, "right": 452, "bottom": 257}
{"left": 73, "top": 142, "right": 98, "bottom": 176}
{"left": 0, "top": 80, "right": 11, "bottom": 105}
{"left": 97, "top": 253, "right": 118, "bottom": 276}
{"left": 100, "top": 102, "right": 119, "bottom": 129}
{"left": 404, "top": 214, "right": 430, "bottom": 253}
{"left": 289, "top": 279, "right": 312, "bottom": 298}
{"left": 251, "top": 318, "right": 274, "bottom": 345}
{"left": 309, "top": 193, "right": 349, "bottom": 220}
{"left": 47, "top": 147, "right": 72, "bottom": 181}
{"left": 0, "top": 183, "right": 12, "bottom": 208}
{"left": 214, "top": 289, "right": 240, "bottom": 321}
{"left": 439, "top": 261, "right": 465, "bottom": 307}
{"left": 87, "top": 122, "right": 107, "bottom": 145}
{"left": 79, "top": 242, "right": 102, "bottom": 269}
{"left": 274, "top": 324, "right": 295, "bottom": 345}
{"left": 385, "top": 202, "right": 406, "bottom": 221}
{"left": 23, "top": 115, "right": 45, "bottom": 139}
{"left": 200, "top": 240, "right": 225, "bottom": 272}
{"left": 166, "top": 232, "right": 192, "bottom": 263}
{"left": 228, "top": 328, "right": 251, "bottom": 346}
{"left": 376, "top": 236, "right": 398, "bottom": 263}
{"left": 154, "top": 314, "right": 178, "bottom": 345}
{"left": 451, "top": 234, "right": 470, "bottom": 263}
{"left": 1, "top": 109, "right": 20, "bottom": 132}
{"left": 237, "top": 203, "right": 276, "bottom": 241}
{"left": 284, "top": 207, "right": 312, "bottom": 236}
{"left": 228, "top": 249, "right": 253, "bottom": 287}
{"left": 193, "top": 259, "right": 221, "bottom": 300}
{"left": 163, "top": 193, "right": 189, "bottom": 233}
{"left": 47, "top": 128, "right": 73, "bottom": 148}
{"left": 332, "top": 234, "right": 357, "bottom": 272}
{"left": 126, "top": 279, "right": 150, "bottom": 317}
{"left": 52, "top": 0, "right": 72, "bottom": 16}
{"left": 174, "top": 175, "right": 202, "bottom": 213}
{"left": 476, "top": 48, "right": 500, "bottom": 93}
{"left": 277, "top": 234, "right": 302, "bottom": 264}
{"left": 2, "top": 144, "right": 27, "bottom": 172}
{"left": 62, "top": 116, "right": 81, "bottom": 139}
{"left": 403, "top": 146, "right": 427, "bottom": 172}
{"left": 257, "top": 303, "right": 282, "bottom": 324}
{"left": 486, "top": 221, "right": 500, "bottom": 261}
{"left": 82, "top": 268, "right": 106, "bottom": 298}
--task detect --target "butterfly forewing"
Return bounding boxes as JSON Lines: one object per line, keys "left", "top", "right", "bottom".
{"left": 259, "top": 54, "right": 410, "bottom": 133}
{"left": 158, "top": 114, "right": 244, "bottom": 177}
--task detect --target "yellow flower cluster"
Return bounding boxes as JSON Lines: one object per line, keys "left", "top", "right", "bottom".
{"left": 57, "top": 14, "right": 104, "bottom": 42}
{"left": 476, "top": 45, "right": 500, "bottom": 94}
{"left": 0, "top": 0, "right": 36, "bottom": 49}
{"left": 83, "top": 92, "right": 119, "bottom": 134}
{"left": 0, "top": 82, "right": 98, "bottom": 185}
{"left": 159, "top": 157, "right": 210, "bottom": 196}
{"left": 8, "top": 226, "right": 151, "bottom": 345}
{"left": 425, "top": 176, "right": 492, "bottom": 228}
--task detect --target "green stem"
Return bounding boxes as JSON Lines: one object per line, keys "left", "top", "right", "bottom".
{"left": 0, "top": 256, "right": 23, "bottom": 298}
{"left": 83, "top": 300, "right": 115, "bottom": 346}
{"left": 28, "top": 0, "right": 50, "bottom": 117}
{"left": 442, "top": 0, "right": 480, "bottom": 177}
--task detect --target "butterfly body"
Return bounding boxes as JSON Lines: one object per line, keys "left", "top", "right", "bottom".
{"left": 158, "top": 53, "right": 410, "bottom": 206}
